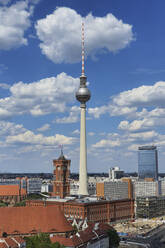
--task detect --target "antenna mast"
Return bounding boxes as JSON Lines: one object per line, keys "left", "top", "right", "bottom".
{"left": 81, "top": 22, "right": 85, "bottom": 76}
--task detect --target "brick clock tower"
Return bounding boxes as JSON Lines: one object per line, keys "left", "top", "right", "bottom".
{"left": 53, "top": 151, "right": 71, "bottom": 198}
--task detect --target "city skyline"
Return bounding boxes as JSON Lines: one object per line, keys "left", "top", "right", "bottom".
{"left": 0, "top": 0, "right": 165, "bottom": 173}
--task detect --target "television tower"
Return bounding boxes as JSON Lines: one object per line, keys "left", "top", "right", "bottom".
{"left": 76, "top": 23, "right": 91, "bottom": 195}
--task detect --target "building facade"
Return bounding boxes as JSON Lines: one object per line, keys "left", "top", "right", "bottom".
{"left": 27, "top": 197, "right": 134, "bottom": 223}
{"left": 109, "top": 167, "right": 124, "bottom": 180}
{"left": 96, "top": 180, "right": 133, "bottom": 200}
{"left": 133, "top": 181, "right": 161, "bottom": 198}
{"left": 52, "top": 152, "right": 70, "bottom": 198}
{"left": 138, "top": 146, "right": 158, "bottom": 180}
{"left": 136, "top": 196, "right": 165, "bottom": 218}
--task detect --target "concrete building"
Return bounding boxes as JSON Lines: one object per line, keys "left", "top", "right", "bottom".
{"left": 109, "top": 167, "right": 124, "bottom": 180}
{"left": 96, "top": 180, "right": 133, "bottom": 200}
{"left": 133, "top": 181, "right": 160, "bottom": 198}
{"left": 70, "top": 181, "right": 96, "bottom": 196}
{"left": 27, "top": 178, "right": 42, "bottom": 194}
{"left": 41, "top": 183, "right": 53, "bottom": 193}
{"left": 138, "top": 146, "right": 158, "bottom": 180}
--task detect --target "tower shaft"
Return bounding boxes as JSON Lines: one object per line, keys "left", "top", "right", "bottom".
{"left": 76, "top": 23, "right": 91, "bottom": 196}
{"left": 79, "top": 105, "right": 88, "bottom": 195}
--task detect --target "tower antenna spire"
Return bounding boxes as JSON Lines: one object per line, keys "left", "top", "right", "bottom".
{"left": 81, "top": 22, "right": 85, "bottom": 76}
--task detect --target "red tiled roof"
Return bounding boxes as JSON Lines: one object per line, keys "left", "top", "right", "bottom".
{"left": 12, "top": 236, "right": 25, "bottom": 244}
{"left": 0, "top": 206, "right": 73, "bottom": 236}
{"left": 51, "top": 223, "right": 111, "bottom": 247}
{"left": 4, "top": 238, "right": 17, "bottom": 248}
{"left": 0, "top": 243, "right": 7, "bottom": 248}
{"left": 51, "top": 235, "right": 80, "bottom": 247}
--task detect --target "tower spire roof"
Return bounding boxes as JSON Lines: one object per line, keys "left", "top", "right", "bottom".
{"left": 58, "top": 145, "right": 66, "bottom": 160}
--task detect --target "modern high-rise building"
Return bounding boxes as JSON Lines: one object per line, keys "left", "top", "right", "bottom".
{"left": 138, "top": 146, "right": 158, "bottom": 180}
{"left": 76, "top": 23, "right": 91, "bottom": 195}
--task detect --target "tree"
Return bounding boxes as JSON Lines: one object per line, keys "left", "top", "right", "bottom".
{"left": 107, "top": 228, "right": 120, "bottom": 248}
{"left": 25, "top": 233, "right": 65, "bottom": 248}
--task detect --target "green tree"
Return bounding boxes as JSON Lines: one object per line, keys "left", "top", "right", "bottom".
{"left": 25, "top": 233, "right": 64, "bottom": 248}
{"left": 107, "top": 228, "right": 120, "bottom": 248}
{"left": 14, "top": 200, "right": 26, "bottom": 207}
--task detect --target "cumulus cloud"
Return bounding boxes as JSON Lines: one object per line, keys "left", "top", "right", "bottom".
{"left": 0, "top": 72, "right": 79, "bottom": 119}
{"left": 35, "top": 7, "right": 134, "bottom": 63}
{"left": 0, "top": 83, "right": 10, "bottom": 89}
{"left": 112, "top": 81, "right": 165, "bottom": 109}
{"left": 0, "top": 1, "right": 32, "bottom": 50}
{"left": 37, "top": 124, "right": 50, "bottom": 132}
{"left": 88, "top": 106, "right": 108, "bottom": 118}
{"left": 6, "top": 130, "right": 76, "bottom": 146}
{"left": 72, "top": 129, "right": 80, "bottom": 135}
{"left": 0, "top": 121, "right": 26, "bottom": 136}
{"left": 56, "top": 106, "right": 80, "bottom": 123}
{"left": 88, "top": 132, "right": 95, "bottom": 136}
{"left": 93, "top": 133, "right": 121, "bottom": 148}
{"left": 0, "top": 0, "right": 11, "bottom": 5}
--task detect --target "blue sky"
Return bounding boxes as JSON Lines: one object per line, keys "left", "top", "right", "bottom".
{"left": 0, "top": 0, "right": 165, "bottom": 173}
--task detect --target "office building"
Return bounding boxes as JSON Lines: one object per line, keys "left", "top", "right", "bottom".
{"left": 138, "top": 146, "right": 158, "bottom": 179}
{"left": 109, "top": 167, "right": 124, "bottom": 180}
{"left": 96, "top": 180, "right": 133, "bottom": 200}
{"left": 134, "top": 180, "right": 161, "bottom": 198}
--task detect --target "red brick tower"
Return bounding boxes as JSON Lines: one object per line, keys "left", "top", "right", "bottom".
{"left": 52, "top": 151, "right": 71, "bottom": 198}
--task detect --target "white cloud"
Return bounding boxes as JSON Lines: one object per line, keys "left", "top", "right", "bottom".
{"left": 0, "top": 121, "right": 26, "bottom": 136}
{"left": 0, "top": 73, "right": 79, "bottom": 119}
{"left": 129, "top": 131, "right": 158, "bottom": 141}
{"left": 56, "top": 105, "right": 80, "bottom": 123}
{"left": 93, "top": 138, "right": 121, "bottom": 148}
{"left": 37, "top": 124, "right": 50, "bottom": 132}
{"left": 112, "top": 81, "right": 165, "bottom": 109}
{"left": 72, "top": 129, "right": 80, "bottom": 135}
{"left": 88, "top": 106, "right": 108, "bottom": 118}
{"left": 0, "top": 1, "right": 32, "bottom": 50}
{"left": 88, "top": 132, "right": 95, "bottom": 136}
{"left": 0, "top": 0, "right": 11, "bottom": 5}
{"left": 0, "top": 83, "right": 10, "bottom": 89}
{"left": 27, "top": 0, "right": 41, "bottom": 4}
{"left": 35, "top": 7, "right": 134, "bottom": 63}
{"left": 6, "top": 130, "right": 76, "bottom": 146}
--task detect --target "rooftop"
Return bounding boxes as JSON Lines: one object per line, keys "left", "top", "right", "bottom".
{"left": 0, "top": 205, "right": 73, "bottom": 236}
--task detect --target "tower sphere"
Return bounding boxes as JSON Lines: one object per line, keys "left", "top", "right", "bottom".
{"left": 76, "top": 76, "right": 91, "bottom": 104}
{"left": 76, "top": 86, "right": 91, "bottom": 104}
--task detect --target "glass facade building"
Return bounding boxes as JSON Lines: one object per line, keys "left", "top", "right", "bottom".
{"left": 138, "top": 146, "right": 158, "bottom": 180}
